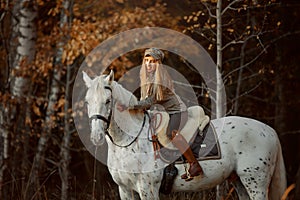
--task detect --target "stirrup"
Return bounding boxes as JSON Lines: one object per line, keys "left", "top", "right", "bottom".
{"left": 181, "top": 172, "right": 194, "bottom": 182}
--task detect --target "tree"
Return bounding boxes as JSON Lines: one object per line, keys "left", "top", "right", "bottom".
{"left": 0, "top": 0, "right": 181, "bottom": 198}
{"left": 0, "top": 0, "right": 298, "bottom": 199}
{"left": 184, "top": 0, "right": 282, "bottom": 117}
{"left": 7, "top": 0, "right": 37, "bottom": 199}
{"left": 29, "top": 0, "right": 73, "bottom": 199}
{"left": 59, "top": 2, "right": 74, "bottom": 199}
{"left": 183, "top": 0, "right": 295, "bottom": 198}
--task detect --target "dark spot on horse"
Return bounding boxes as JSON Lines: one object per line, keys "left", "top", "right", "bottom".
{"left": 263, "top": 161, "right": 267, "bottom": 165}
{"left": 239, "top": 152, "right": 242, "bottom": 155}
{"left": 255, "top": 167, "right": 259, "bottom": 170}
{"left": 259, "top": 158, "right": 263, "bottom": 161}
{"left": 244, "top": 122, "right": 248, "bottom": 125}
{"left": 231, "top": 126, "right": 235, "bottom": 129}
{"left": 226, "top": 122, "right": 232, "bottom": 125}
{"left": 240, "top": 140, "right": 243, "bottom": 143}
{"left": 260, "top": 132, "right": 266, "bottom": 137}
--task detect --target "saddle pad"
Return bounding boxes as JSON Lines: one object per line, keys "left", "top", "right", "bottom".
{"left": 159, "top": 123, "right": 221, "bottom": 163}
{"left": 156, "top": 106, "right": 210, "bottom": 150}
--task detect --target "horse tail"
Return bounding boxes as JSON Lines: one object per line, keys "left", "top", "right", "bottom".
{"left": 269, "top": 142, "right": 287, "bottom": 200}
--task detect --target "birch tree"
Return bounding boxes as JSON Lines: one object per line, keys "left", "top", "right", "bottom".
{"left": 29, "top": 0, "right": 71, "bottom": 198}
{"left": 8, "top": 0, "right": 37, "bottom": 199}
{"left": 0, "top": 4, "right": 9, "bottom": 195}
{"left": 216, "top": 0, "right": 223, "bottom": 118}
{"left": 59, "top": 0, "right": 73, "bottom": 199}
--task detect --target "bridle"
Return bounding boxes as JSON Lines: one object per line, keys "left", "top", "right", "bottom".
{"left": 89, "top": 85, "right": 147, "bottom": 148}
{"left": 89, "top": 86, "right": 113, "bottom": 135}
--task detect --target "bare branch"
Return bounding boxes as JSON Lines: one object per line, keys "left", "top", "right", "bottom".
{"left": 173, "top": 80, "right": 207, "bottom": 90}
{"left": 222, "top": 0, "right": 244, "bottom": 15}
{"left": 223, "top": 46, "right": 266, "bottom": 81}
{"left": 231, "top": 81, "right": 262, "bottom": 103}
{"left": 201, "top": 2, "right": 216, "bottom": 18}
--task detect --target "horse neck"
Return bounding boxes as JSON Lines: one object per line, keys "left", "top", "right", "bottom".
{"left": 108, "top": 81, "right": 150, "bottom": 148}
{"left": 111, "top": 81, "right": 137, "bottom": 106}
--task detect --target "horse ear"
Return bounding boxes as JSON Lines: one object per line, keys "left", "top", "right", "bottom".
{"left": 107, "top": 70, "right": 114, "bottom": 85}
{"left": 82, "top": 71, "right": 92, "bottom": 88}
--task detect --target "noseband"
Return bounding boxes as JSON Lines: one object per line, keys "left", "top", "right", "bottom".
{"left": 89, "top": 86, "right": 113, "bottom": 135}
{"left": 89, "top": 85, "right": 147, "bottom": 148}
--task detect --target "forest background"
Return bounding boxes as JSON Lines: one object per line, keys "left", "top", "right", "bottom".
{"left": 0, "top": 0, "right": 299, "bottom": 199}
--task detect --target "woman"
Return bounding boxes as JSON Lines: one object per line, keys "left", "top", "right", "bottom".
{"left": 117, "top": 48, "right": 203, "bottom": 180}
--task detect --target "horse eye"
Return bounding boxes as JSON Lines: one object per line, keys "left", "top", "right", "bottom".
{"left": 105, "top": 99, "right": 111, "bottom": 105}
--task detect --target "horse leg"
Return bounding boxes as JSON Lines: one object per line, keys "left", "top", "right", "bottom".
{"left": 231, "top": 176, "right": 250, "bottom": 200}
{"left": 135, "top": 174, "right": 161, "bottom": 200}
{"left": 237, "top": 168, "right": 272, "bottom": 200}
{"left": 118, "top": 186, "right": 139, "bottom": 200}
{"left": 236, "top": 155, "right": 275, "bottom": 200}
{"left": 136, "top": 186, "right": 160, "bottom": 200}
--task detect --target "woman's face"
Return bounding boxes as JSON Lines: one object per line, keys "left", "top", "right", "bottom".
{"left": 144, "top": 56, "right": 157, "bottom": 73}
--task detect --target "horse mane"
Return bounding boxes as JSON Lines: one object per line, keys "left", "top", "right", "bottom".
{"left": 111, "top": 81, "right": 138, "bottom": 107}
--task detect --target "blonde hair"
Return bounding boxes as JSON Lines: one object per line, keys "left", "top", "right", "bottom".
{"left": 140, "top": 56, "right": 174, "bottom": 101}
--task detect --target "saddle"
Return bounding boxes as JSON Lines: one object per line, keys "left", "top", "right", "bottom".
{"left": 152, "top": 106, "right": 210, "bottom": 150}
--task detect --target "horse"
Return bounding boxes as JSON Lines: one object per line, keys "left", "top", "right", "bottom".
{"left": 82, "top": 70, "right": 286, "bottom": 200}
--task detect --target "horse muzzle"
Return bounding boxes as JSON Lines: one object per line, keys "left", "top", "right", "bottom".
{"left": 90, "top": 118, "right": 106, "bottom": 146}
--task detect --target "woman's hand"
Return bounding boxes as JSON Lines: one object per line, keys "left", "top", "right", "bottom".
{"left": 116, "top": 102, "right": 127, "bottom": 112}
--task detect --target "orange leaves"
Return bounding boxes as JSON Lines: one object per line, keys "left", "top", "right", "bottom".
{"left": 62, "top": 2, "right": 178, "bottom": 67}
{"left": 32, "top": 103, "right": 42, "bottom": 116}
{"left": 62, "top": 18, "right": 102, "bottom": 65}
{"left": 47, "top": 0, "right": 64, "bottom": 16}
{"left": 57, "top": 98, "right": 65, "bottom": 109}
{"left": 227, "top": 28, "right": 234, "bottom": 33}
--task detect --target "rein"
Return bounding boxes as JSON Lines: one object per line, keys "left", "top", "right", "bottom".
{"left": 89, "top": 85, "right": 148, "bottom": 148}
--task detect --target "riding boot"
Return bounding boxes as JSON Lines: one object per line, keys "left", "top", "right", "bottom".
{"left": 171, "top": 130, "right": 203, "bottom": 180}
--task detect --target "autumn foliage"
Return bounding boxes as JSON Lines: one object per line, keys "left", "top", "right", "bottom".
{"left": 0, "top": 0, "right": 299, "bottom": 199}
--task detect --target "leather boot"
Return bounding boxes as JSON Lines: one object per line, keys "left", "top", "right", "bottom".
{"left": 172, "top": 130, "right": 203, "bottom": 180}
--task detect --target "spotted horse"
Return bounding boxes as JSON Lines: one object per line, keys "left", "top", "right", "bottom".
{"left": 82, "top": 71, "right": 286, "bottom": 200}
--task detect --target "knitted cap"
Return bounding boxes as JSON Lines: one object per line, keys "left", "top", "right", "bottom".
{"left": 144, "top": 48, "right": 164, "bottom": 60}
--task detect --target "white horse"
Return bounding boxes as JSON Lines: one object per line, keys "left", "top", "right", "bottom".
{"left": 82, "top": 71, "right": 286, "bottom": 200}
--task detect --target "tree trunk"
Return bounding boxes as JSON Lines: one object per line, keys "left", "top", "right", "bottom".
{"left": 0, "top": 113, "right": 8, "bottom": 199}
{"left": 215, "top": 1, "right": 226, "bottom": 199}
{"left": 215, "top": 0, "right": 223, "bottom": 119}
{"left": 60, "top": 64, "right": 72, "bottom": 200}
{"left": 58, "top": 0, "right": 73, "bottom": 199}
{"left": 8, "top": 0, "right": 37, "bottom": 199}
{"left": 9, "top": 0, "right": 36, "bottom": 97}
{"left": 30, "top": 0, "right": 69, "bottom": 195}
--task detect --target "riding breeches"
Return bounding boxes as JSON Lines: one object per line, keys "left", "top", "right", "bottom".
{"left": 166, "top": 111, "right": 188, "bottom": 139}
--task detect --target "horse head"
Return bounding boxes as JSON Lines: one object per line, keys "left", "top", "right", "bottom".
{"left": 83, "top": 70, "right": 114, "bottom": 146}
